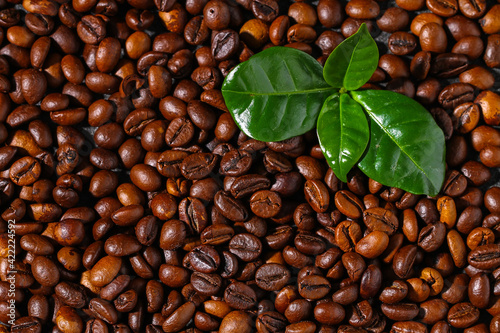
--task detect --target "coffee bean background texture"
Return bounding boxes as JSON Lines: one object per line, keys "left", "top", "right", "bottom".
{"left": 1, "top": 0, "right": 500, "bottom": 332}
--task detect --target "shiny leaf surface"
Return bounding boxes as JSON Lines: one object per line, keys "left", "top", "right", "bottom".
{"left": 352, "top": 90, "right": 446, "bottom": 196}
{"left": 317, "top": 93, "right": 369, "bottom": 182}
{"left": 221, "top": 46, "right": 336, "bottom": 142}
{"left": 323, "top": 23, "right": 378, "bottom": 91}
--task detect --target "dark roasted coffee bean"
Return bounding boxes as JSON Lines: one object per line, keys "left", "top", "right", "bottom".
{"left": 190, "top": 272, "right": 222, "bottom": 296}
{"left": 363, "top": 207, "right": 398, "bottom": 235}
{"left": 184, "top": 16, "right": 209, "bottom": 46}
{"left": 250, "top": 190, "right": 282, "bottom": 218}
{"left": 381, "top": 303, "right": 419, "bottom": 321}
{"left": 229, "top": 233, "right": 262, "bottom": 262}
{"left": 211, "top": 29, "right": 239, "bottom": 61}
{"left": 214, "top": 190, "right": 248, "bottom": 222}
{"left": 231, "top": 174, "right": 270, "bottom": 198}
{"left": 255, "top": 263, "right": 291, "bottom": 291}
{"left": 439, "top": 83, "right": 475, "bottom": 110}
{"left": 393, "top": 245, "right": 417, "bottom": 278}
{"left": 431, "top": 53, "right": 469, "bottom": 78}
{"left": 468, "top": 244, "right": 500, "bottom": 270}
{"left": 219, "top": 149, "right": 252, "bottom": 177}
{"left": 388, "top": 31, "right": 417, "bottom": 55}
{"left": 256, "top": 311, "right": 287, "bottom": 333}
{"left": 298, "top": 274, "right": 331, "bottom": 300}
{"left": 188, "top": 245, "right": 220, "bottom": 273}
{"left": 224, "top": 281, "right": 257, "bottom": 310}
{"left": 335, "top": 190, "right": 364, "bottom": 219}
{"left": 181, "top": 153, "right": 217, "bottom": 180}
{"left": 418, "top": 222, "right": 446, "bottom": 252}
{"left": 448, "top": 302, "right": 480, "bottom": 328}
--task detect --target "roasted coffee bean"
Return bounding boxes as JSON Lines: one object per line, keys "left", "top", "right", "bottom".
{"left": 484, "top": 34, "right": 500, "bottom": 68}
{"left": 335, "top": 190, "right": 364, "bottom": 219}
{"left": 190, "top": 271, "right": 222, "bottom": 296}
{"left": 219, "top": 149, "right": 252, "bottom": 176}
{"left": 211, "top": 29, "right": 239, "bottom": 62}
{"left": 439, "top": 83, "right": 475, "bottom": 110}
{"left": 363, "top": 207, "right": 398, "bottom": 235}
{"left": 252, "top": 0, "right": 279, "bottom": 23}
{"left": 214, "top": 190, "right": 248, "bottom": 222}
{"left": 77, "top": 15, "right": 106, "bottom": 45}
{"left": 224, "top": 282, "right": 257, "bottom": 310}
{"left": 181, "top": 153, "right": 217, "bottom": 180}
{"left": 431, "top": 53, "right": 470, "bottom": 78}
{"left": 355, "top": 231, "right": 389, "bottom": 258}
{"left": 255, "top": 263, "right": 291, "bottom": 291}
{"left": 418, "top": 222, "right": 446, "bottom": 252}
{"left": 10, "top": 156, "right": 42, "bottom": 186}
{"left": 248, "top": 190, "right": 281, "bottom": 218}
{"left": 229, "top": 233, "right": 262, "bottom": 262}
{"left": 2, "top": 0, "right": 500, "bottom": 331}
{"left": 468, "top": 244, "right": 500, "bottom": 270}
{"left": 335, "top": 220, "right": 362, "bottom": 252}
{"left": 303, "top": 179, "right": 329, "bottom": 213}
{"left": 186, "top": 244, "right": 220, "bottom": 274}
{"left": 420, "top": 23, "right": 447, "bottom": 53}
{"left": 295, "top": 232, "right": 326, "bottom": 255}
{"left": 448, "top": 302, "right": 480, "bottom": 328}
{"left": 379, "top": 280, "right": 408, "bottom": 304}
{"left": 388, "top": 31, "right": 417, "bottom": 55}
{"left": 393, "top": 245, "right": 418, "bottom": 278}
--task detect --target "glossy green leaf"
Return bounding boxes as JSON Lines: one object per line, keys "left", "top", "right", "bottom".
{"left": 351, "top": 90, "right": 446, "bottom": 196}
{"left": 221, "top": 46, "right": 337, "bottom": 142}
{"left": 323, "top": 23, "right": 378, "bottom": 91}
{"left": 317, "top": 93, "right": 369, "bottom": 182}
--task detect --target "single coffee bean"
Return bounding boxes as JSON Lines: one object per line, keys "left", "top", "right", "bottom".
{"left": 298, "top": 274, "right": 331, "bottom": 300}
{"left": 255, "top": 263, "right": 291, "bottom": 291}
{"left": 431, "top": 53, "right": 470, "bottom": 78}
{"left": 355, "top": 231, "right": 389, "bottom": 258}
{"left": 335, "top": 220, "right": 362, "bottom": 252}
{"left": 381, "top": 303, "right": 419, "bottom": 321}
{"left": 190, "top": 272, "right": 223, "bottom": 296}
{"left": 224, "top": 282, "right": 257, "bottom": 310}
{"left": 188, "top": 244, "right": 220, "bottom": 273}
{"left": 418, "top": 222, "right": 446, "bottom": 252}
{"left": 181, "top": 153, "right": 217, "bottom": 180}
{"left": 393, "top": 245, "right": 418, "bottom": 278}
{"left": 438, "top": 83, "right": 475, "bottom": 110}
{"left": 229, "top": 233, "right": 262, "bottom": 262}
{"left": 363, "top": 207, "right": 399, "bottom": 235}
{"left": 379, "top": 280, "right": 408, "bottom": 304}
{"left": 252, "top": 0, "right": 279, "bottom": 23}
{"left": 468, "top": 244, "right": 500, "bottom": 270}
{"left": 468, "top": 273, "right": 490, "bottom": 309}
{"left": 388, "top": 31, "right": 417, "bottom": 55}
{"left": 211, "top": 29, "right": 239, "bottom": 61}
{"left": 335, "top": 190, "right": 364, "bottom": 219}
{"left": 256, "top": 311, "right": 287, "bottom": 333}
{"left": 448, "top": 302, "right": 480, "bottom": 328}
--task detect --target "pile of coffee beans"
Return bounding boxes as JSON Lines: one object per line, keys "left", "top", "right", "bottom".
{"left": 0, "top": 0, "right": 500, "bottom": 331}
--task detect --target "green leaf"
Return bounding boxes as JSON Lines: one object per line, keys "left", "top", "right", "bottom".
{"left": 221, "top": 46, "right": 337, "bottom": 142}
{"left": 351, "top": 90, "right": 446, "bottom": 196}
{"left": 317, "top": 93, "right": 369, "bottom": 182}
{"left": 323, "top": 23, "right": 378, "bottom": 91}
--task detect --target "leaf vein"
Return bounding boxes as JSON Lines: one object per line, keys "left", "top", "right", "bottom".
{"left": 368, "top": 112, "right": 431, "bottom": 181}
{"left": 222, "top": 87, "right": 337, "bottom": 97}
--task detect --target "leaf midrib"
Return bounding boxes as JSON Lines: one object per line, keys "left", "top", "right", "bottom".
{"left": 222, "top": 87, "right": 337, "bottom": 97}
{"left": 339, "top": 95, "right": 345, "bottom": 177}
{"left": 364, "top": 109, "right": 433, "bottom": 186}
{"left": 343, "top": 37, "right": 361, "bottom": 89}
